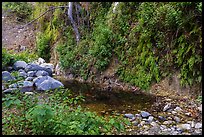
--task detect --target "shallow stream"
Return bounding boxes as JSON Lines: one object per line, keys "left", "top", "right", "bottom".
{"left": 56, "top": 76, "right": 157, "bottom": 116}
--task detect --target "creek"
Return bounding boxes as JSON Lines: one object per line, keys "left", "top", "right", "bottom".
{"left": 55, "top": 76, "right": 157, "bottom": 116}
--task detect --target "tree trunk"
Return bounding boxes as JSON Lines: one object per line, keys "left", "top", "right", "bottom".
{"left": 68, "top": 2, "right": 80, "bottom": 44}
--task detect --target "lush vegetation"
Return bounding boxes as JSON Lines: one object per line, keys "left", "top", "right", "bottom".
{"left": 2, "top": 48, "right": 38, "bottom": 70}
{"left": 2, "top": 2, "right": 33, "bottom": 21}
{"left": 2, "top": 88, "right": 129, "bottom": 135}
{"left": 32, "top": 2, "right": 202, "bottom": 90}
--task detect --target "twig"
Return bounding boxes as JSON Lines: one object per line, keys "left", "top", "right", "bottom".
{"left": 17, "top": 6, "right": 69, "bottom": 30}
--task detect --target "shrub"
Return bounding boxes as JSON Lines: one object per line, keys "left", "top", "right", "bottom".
{"left": 2, "top": 2, "right": 33, "bottom": 20}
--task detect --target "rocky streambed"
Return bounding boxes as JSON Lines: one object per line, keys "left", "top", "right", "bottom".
{"left": 2, "top": 58, "right": 202, "bottom": 135}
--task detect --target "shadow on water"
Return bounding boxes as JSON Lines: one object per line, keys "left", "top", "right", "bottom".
{"left": 56, "top": 77, "right": 157, "bottom": 116}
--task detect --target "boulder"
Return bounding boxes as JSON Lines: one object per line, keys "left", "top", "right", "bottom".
{"left": 2, "top": 71, "right": 14, "bottom": 82}
{"left": 36, "top": 70, "right": 49, "bottom": 77}
{"left": 19, "top": 71, "right": 27, "bottom": 78}
{"left": 141, "top": 111, "right": 151, "bottom": 118}
{"left": 27, "top": 71, "right": 36, "bottom": 77}
{"left": 13, "top": 61, "right": 28, "bottom": 70}
{"left": 36, "top": 79, "right": 64, "bottom": 91}
{"left": 33, "top": 76, "right": 49, "bottom": 87}
{"left": 25, "top": 63, "right": 52, "bottom": 76}
{"left": 38, "top": 57, "right": 45, "bottom": 65}
{"left": 40, "top": 63, "right": 54, "bottom": 72}
{"left": 25, "top": 77, "right": 34, "bottom": 81}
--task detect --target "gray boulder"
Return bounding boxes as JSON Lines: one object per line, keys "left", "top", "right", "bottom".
{"left": 27, "top": 71, "right": 36, "bottom": 77}
{"left": 38, "top": 57, "right": 45, "bottom": 65}
{"left": 25, "top": 77, "right": 34, "bottom": 81}
{"left": 36, "top": 70, "right": 49, "bottom": 77}
{"left": 141, "top": 111, "right": 151, "bottom": 118}
{"left": 19, "top": 71, "right": 27, "bottom": 78}
{"left": 40, "top": 63, "right": 54, "bottom": 72}
{"left": 2, "top": 71, "right": 14, "bottom": 82}
{"left": 33, "top": 76, "right": 49, "bottom": 87}
{"left": 25, "top": 63, "right": 52, "bottom": 76}
{"left": 37, "top": 79, "right": 64, "bottom": 91}
{"left": 13, "top": 61, "right": 28, "bottom": 70}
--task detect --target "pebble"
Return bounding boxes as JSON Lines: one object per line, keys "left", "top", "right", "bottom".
{"left": 124, "top": 114, "right": 134, "bottom": 119}
{"left": 174, "top": 116, "right": 181, "bottom": 123}
{"left": 25, "top": 92, "right": 34, "bottom": 95}
{"left": 158, "top": 116, "right": 166, "bottom": 121}
{"left": 132, "top": 121, "right": 139, "bottom": 126}
{"left": 163, "top": 103, "right": 171, "bottom": 111}
{"left": 163, "top": 120, "right": 173, "bottom": 125}
{"left": 140, "top": 121, "right": 145, "bottom": 126}
{"left": 191, "top": 121, "right": 195, "bottom": 128}
{"left": 171, "top": 111, "right": 177, "bottom": 115}
{"left": 141, "top": 111, "right": 151, "bottom": 118}
{"left": 174, "top": 106, "right": 182, "bottom": 112}
{"left": 160, "top": 125, "right": 167, "bottom": 130}
{"left": 194, "top": 123, "right": 202, "bottom": 129}
{"left": 147, "top": 116, "right": 154, "bottom": 123}
{"left": 197, "top": 104, "right": 202, "bottom": 112}
{"left": 177, "top": 124, "right": 191, "bottom": 130}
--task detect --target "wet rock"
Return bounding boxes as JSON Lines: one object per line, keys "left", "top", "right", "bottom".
{"left": 141, "top": 111, "right": 151, "bottom": 118}
{"left": 174, "top": 116, "right": 181, "bottom": 123}
{"left": 36, "top": 70, "right": 49, "bottom": 77}
{"left": 13, "top": 61, "right": 28, "bottom": 70}
{"left": 25, "top": 77, "right": 34, "bottom": 81}
{"left": 27, "top": 71, "right": 36, "bottom": 77}
{"left": 177, "top": 124, "right": 191, "bottom": 130}
{"left": 3, "top": 88, "right": 18, "bottom": 94}
{"left": 18, "top": 69, "right": 25, "bottom": 72}
{"left": 2, "top": 71, "right": 14, "bottom": 82}
{"left": 163, "top": 103, "right": 171, "bottom": 112}
{"left": 124, "top": 114, "right": 134, "bottom": 119}
{"left": 9, "top": 83, "right": 18, "bottom": 88}
{"left": 194, "top": 123, "right": 202, "bottom": 129}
